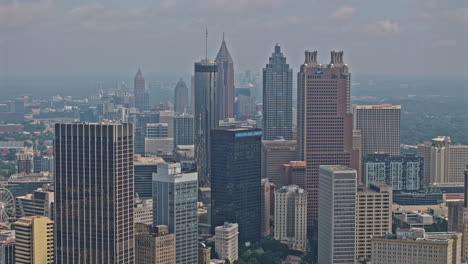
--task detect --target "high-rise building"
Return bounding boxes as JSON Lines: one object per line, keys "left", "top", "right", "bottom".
{"left": 174, "top": 78, "right": 189, "bottom": 114}
{"left": 134, "top": 156, "right": 164, "bottom": 199}
{"left": 261, "top": 139, "right": 297, "bottom": 187}
{"left": 211, "top": 128, "right": 262, "bottom": 242}
{"left": 262, "top": 44, "right": 293, "bottom": 140}
{"left": 194, "top": 60, "right": 217, "bottom": 186}
{"left": 14, "top": 216, "right": 54, "bottom": 264}
{"left": 261, "top": 178, "right": 273, "bottom": 238}
{"left": 283, "top": 161, "right": 306, "bottom": 188}
{"left": 174, "top": 114, "right": 194, "bottom": 147}
{"left": 355, "top": 183, "right": 392, "bottom": 260}
{"left": 0, "top": 238, "right": 15, "bottom": 264}
{"left": 364, "top": 153, "right": 424, "bottom": 191}
{"left": 214, "top": 222, "right": 239, "bottom": 263}
{"left": 134, "top": 199, "right": 153, "bottom": 225}
{"left": 274, "top": 185, "right": 307, "bottom": 251}
{"left": 134, "top": 69, "right": 150, "bottom": 112}
{"left": 447, "top": 166, "right": 468, "bottom": 260}
{"left": 135, "top": 128, "right": 146, "bottom": 155}
{"left": 297, "top": 51, "right": 359, "bottom": 224}
{"left": 371, "top": 229, "right": 462, "bottom": 264}
{"left": 146, "top": 123, "right": 169, "bottom": 138}
{"left": 153, "top": 163, "right": 198, "bottom": 264}
{"left": 235, "top": 88, "right": 254, "bottom": 119}
{"left": 215, "top": 35, "right": 235, "bottom": 121}
{"left": 16, "top": 186, "right": 54, "bottom": 219}
{"left": 134, "top": 224, "right": 176, "bottom": 264}
{"left": 16, "top": 153, "right": 32, "bottom": 174}
{"left": 54, "top": 123, "right": 135, "bottom": 263}
{"left": 352, "top": 104, "right": 401, "bottom": 156}
{"left": 159, "top": 111, "right": 175, "bottom": 139}
{"left": 198, "top": 243, "right": 211, "bottom": 264}
{"left": 318, "top": 165, "right": 356, "bottom": 264}
{"left": 352, "top": 129, "right": 363, "bottom": 183}
{"left": 417, "top": 136, "right": 468, "bottom": 184}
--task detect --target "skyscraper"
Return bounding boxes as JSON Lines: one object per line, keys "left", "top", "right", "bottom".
{"left": 134, "top": 155, "right": 164, "bottom": 199}
{"left": 174, "top": 114, "right": 194, "bottom": 147}
{"left": 134, "top": 224, "right": 176, "bottom": 264}
{"left": 447, "top": 166, "right": 468, "bottom": 259}
{"left": 14, "top": 215, "right": 54, "bottom": 264}
{"left": 261, "top": 139, "right": 297, "bottom": 187}
{"left": 352, "top": 104, "right": 401, "bottom": 156}
{"left": 318, "top": 165, "right": 357, "bottom": 264}
{"left": 54, "top": 122, "right": 134, "bottom": 263}
{"left": 262, "top": 44, "right": 293, "bottom": 140}
{"left": 211, "top": 128, "right": 262, "bottom": 243}
{"left": 215, "top": 35, "right": 234, "bottom": 120}
{"left": 134, "top": 68, "right": 150, "bottom": 112}
{"left": 297, "top": 51, "right": 359, "bottom": 224}
{"left": 274, "top": 185, "right": 308, "bottom": 251}
{"left": 214, "top": 222, "right": 239, "bottom": 263}
{"left": 153, "top": 163, "right": 198, "bottom": 264}
{"left": 174, "top": 78, "right": 189, "bottom": 114}
{"left": 194, "top": 60, "right": 217, "bottom": 186}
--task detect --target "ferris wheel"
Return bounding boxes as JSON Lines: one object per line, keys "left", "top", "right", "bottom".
{"left": 0, "top": 188, "right": 15, "bottom": 223}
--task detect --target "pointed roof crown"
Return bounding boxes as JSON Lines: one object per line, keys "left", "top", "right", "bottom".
{"left": 216, "top": 35, "right": 233, "bottom": 62}
{"left": 135, "top": 68, "right": 144, "bottom": 79}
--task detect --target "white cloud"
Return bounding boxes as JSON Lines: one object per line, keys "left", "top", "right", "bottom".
{"left": 368, "top": 20, "right": 401, "bottom": 35}
{"left": 0, "top": 0, "right": 54, "bottom": 29}
{"left": 329, "top": 6, "right": 356, "bottom": 20}
{"left": 205, "top": 0, "right": 285, "bottom": 14}
{"left": 431, "top": 39, "right": 457, "bottom": 47}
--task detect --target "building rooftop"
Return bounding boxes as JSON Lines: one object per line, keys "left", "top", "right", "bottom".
{"left": 134, "top": 155, "right": 165, "bottom": 165}
{"left": 353, "top": 104, "right": 401, "bottom": 110}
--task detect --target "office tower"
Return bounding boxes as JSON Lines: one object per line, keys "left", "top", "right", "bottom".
{"left": 355, "top": 183, "right": 392, "bottom": 260}
{"left": 145, "top": 138, "right": 174, "bottom": 156}
{"left": 159, "top": 111, "right": 175, "bottom": 139}
{"left": 137, "top": 111, "right": 159, "bottom": 131}
{"left": 352, "top": 104, "right": 401, "bottom": 156}
{"left": 134, "top": 224, "right": 176, "bottom": 264}
{"left": 371, "top": 229, "right": 462, "bottom": 264}
{"left": 261, "top": 178, "right": 272, "bottom": 237}
{"left": 417, "top": 136, "right": 468, "bottom": 184}
{"left": 262, "top": 44, "right": 293, "bottom": 140}
{"left": 352, "top": 130, "right": 363, "bottom": 183}
{"left": 33, "top": 155, "right": 53, "bottom": 174}
{"left": 153, "top": 163, "right": 198, "bottom": 264}
{"left": 297, "top": 51, "right": 359, "bottom": 224}
{"left": 211, "top": 128, "right": 262, "bottom": 242}
{"left": 174, "top": 114, "right": 194, "bottom": 147}
{"left": 274, "top": 185, "right": 307, "bottom": 251}
{"left": 194, "top": 60, "right": 217, "bottom": 186}
{"left": 16, "top": 153, "right": 32, "bottom": 174}
{"left": 261, "top": 139, "right": 297, "bottom": 187}
{"left": 135, "top": 128, "right": 146, "bottom": 155}
{"left": 214, "top": 222, "right": 239, "bottom": 263}
{"left": 174, "top": 78, "right": 189, "bottom": 114}
{"left": 283, "top": 161, "right": 307, "bottom": 189}
{"left": 215, "top": 35, "right": 235, "bottom": 120}
{"left": 54, "top": 123, "right": 134, "bottom": 263}
{"left": 134, "top": 156, "right": 163, "bottom": 199}
{"left": 146, "top": 123, "right": 169, "bottom": 138}
{"left": 0, "top": 239, "right": 15, "bottom": 264}
{"left": 198, "top": 243, "right": 211, "bottom": 264}
{"left": 16, "top": 186, "right": 54, "bottom": 219}
{"left": 447, "top": 166, "right": 468, "bottom": 259}
{"left": 134, "top": 199, "right": 153, "bottom": 225}
{"left": 134, "top": 69, "right": 150, "bottom": 112}
{"left": 235, "top": 88, "right": 254, "bottom": 119}
{"left": 14, "top": 216, "right": 54, "bottom": 264}
{"left": 364, "top": 153, "right": 424, "bottom": 191}
{"left": 318, "top": 165, "right": 356, "bottom": 264}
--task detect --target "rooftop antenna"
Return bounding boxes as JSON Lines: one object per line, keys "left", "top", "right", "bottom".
{"left": 223, "top": 32, "right": 225, "bottom": 42}
{"left": 205, "top": 28, "right": 208, "bottom": 61}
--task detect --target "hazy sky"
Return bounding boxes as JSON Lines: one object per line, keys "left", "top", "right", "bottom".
{"left": 0, "top": 0, "right": 467, "bottom": 77}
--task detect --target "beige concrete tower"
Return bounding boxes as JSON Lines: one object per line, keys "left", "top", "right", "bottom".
{"left": 274, "top": 185, "right": 308, "bottom": 251}
{"left": 134, "top": 224, "right": 176, "bottom": 264}
{"left": 215, "top": 222, "right": 239, "bottom": 263}
{"left": 355, "top": 183, "right": 392, "bottom": 261}
{"left": 14, "top": 215, "right": 54, "bottom": 264}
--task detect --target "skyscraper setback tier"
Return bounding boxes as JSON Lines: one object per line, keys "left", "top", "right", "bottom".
{"left": 262, "top": 44, "right": 293, "bottom": 140}
{"left": 215, "top": 36, "right": 235, "bottom": 120}
{"left": 352, "top": 104, "right": 401, "bottom": 156}
{"left": 211, "top": 128, "right": 262, "bottom": 243}
{"left": 194, "top": 60, "right": 217, "bottom": 186}
{"left": 54, "top": 122, "right": 135, "bottom": 264}
{"left": 297, "top": 50, "right": 359, "bottom": 225}
{"left": 134, "top": 68, "right": 150, "bottom": 112}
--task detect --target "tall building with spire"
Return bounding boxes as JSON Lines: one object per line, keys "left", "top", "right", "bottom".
{"left": 134, "top": 68, "right": 150, "bottom": 112}
{"left": 263, "top": 44, "right": 293, "bottom": 140}
{"left": 194, "top": 60, "right": 217, "bottom": 186}
{"left": 174, "top": 78, "right": 189, "bottom": 114}
{"left": 215, "top": 34, "right": 235, "bottom": 121}
{"left": 297, "top": 51, "right": 359, "bottom": 225}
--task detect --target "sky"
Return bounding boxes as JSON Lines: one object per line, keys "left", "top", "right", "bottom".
{"left": 0, "top": 0, "right": 467, "bottom": 77}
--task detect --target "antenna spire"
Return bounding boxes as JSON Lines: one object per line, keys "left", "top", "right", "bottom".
{"left": 205, "top": 28, "right": 208, "bottom": 61}
{"left": 223, "top": 32, "right": 225, "bottom": 42}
